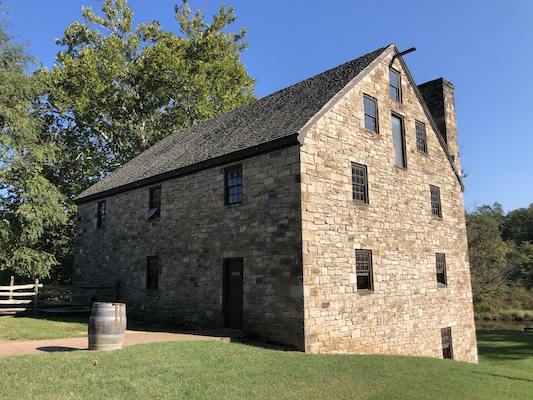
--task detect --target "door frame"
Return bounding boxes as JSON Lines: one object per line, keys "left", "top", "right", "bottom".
{"left": 222, "top": 257, "right": 244, "bottom": 330}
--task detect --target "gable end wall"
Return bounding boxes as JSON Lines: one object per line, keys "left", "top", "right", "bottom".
{"left": 299, "top": 53, "right": 477, "bottom": 362}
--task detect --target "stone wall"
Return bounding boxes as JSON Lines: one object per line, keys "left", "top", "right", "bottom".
{"left": 74, "top": 145, "right": 304, "bottom": 349}
{"left": 299, "top": 53, "right": 478, "bottom": 362}
{"left": 418, "top": 78, "right": 461, "bottom": 171}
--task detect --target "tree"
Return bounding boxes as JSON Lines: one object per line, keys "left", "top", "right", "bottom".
{"left": 466, "top": 204, "right": 512, "bottom": 304}
{"left": 0, "top": 4, "right": 68, "bottom": 279}
{"left": 501, "top": 203, "right": 533, "bottom": 244}
{"left": 50, "top": 0, "right": 256, "bottom": 195}
{"left": 466, "top": 203, "right": 533, "bottom": 308}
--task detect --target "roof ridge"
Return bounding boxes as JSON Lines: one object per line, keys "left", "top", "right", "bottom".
{"left": 75, "top": 45, "right": 392, "bottom": 203}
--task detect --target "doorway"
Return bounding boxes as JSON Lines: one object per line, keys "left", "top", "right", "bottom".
{"left": 223, "top": 258, "right": 243, "bottom": 330}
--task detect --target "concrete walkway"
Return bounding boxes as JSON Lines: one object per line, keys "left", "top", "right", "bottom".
{"left": 0, "top": 329, "right": 242, "bottom": 358}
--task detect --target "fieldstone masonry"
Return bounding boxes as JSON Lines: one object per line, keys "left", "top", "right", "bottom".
{"left": 75, "top": 146, "right": 305, "bottom": 349}
{"left": 74, "top": 45, "right": 477, "bottom": 362}
{"left": 299, "top": 53, "right": 477, "bottom": 361}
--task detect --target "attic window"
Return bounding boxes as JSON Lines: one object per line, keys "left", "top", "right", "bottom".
{"left": 225, "top": 165, "right": 242, "bottom": 205}
{"left": 389, "top": 68, "right": 401, "bottom": 102}
{"left": 416, "top": 121, "right": 427, "bottom": 154}
{"left": 148, "top": 186, "right": 161, "bottom": 219}
{"left": 363, "top": 95, "right": 378, "bottom": 133}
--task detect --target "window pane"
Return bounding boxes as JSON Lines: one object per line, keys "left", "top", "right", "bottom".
{"left": 364, "top": 97, "right": 375, "bottom": 117}
{"left": 389, "top": 70, "right": 400, "bottom": 101}
{"left": 355, "top": 250, "right": 372, "bottom": 291}
{"left": 226, "top": 166, "right": 242, "bottom": 205}
{"left": 431, "top": 186, "right": 442, "bottom": 217}
{"left": 364, "top": 96, "right": 377, "bottom": 132}
{"left": 97, "top": 200, "right": 106, "bottom": 228}
{"left": 416, "top": 121, "right": 427, "bottom": 153}
{"left": 357, "top": 275, "right": 370, "bottom": 290}
{"left": 391, "top": 115, "right": 404, "bottom": 167}
{"left": 352, "top": 163, "right": 367, "bottom": 203}
{"left": 150, "top": 187, "right": 161, "bottom": 208}
{"left": 436, "top": 253, "right": 446, "bottom": 284}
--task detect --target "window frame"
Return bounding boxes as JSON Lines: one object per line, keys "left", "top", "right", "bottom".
{"left": 363, "top": 95, "right": 379, "bottom": 133}
{"left": 97, "top": 200, "right": 106, "bottom": 228}
{"left": 146, "top": 256, "right": 160, "bottom": 290}
{"left": 391, "top": 113, "right": 407, "bottom": 168}
{"left": 436, "top": 253, "right": 447, "bottom": 286}
{"left": 224, "top": 165, "right": 243, "bottom": 205}
{"left": 351, "top": 163, "right": 369, "bottom": 204}
{"left": 441, "top": 327, "right": 453, "bottom": 359}
{"left": 389, "top": 68, "right": 401, "bottom": 102}
{"left": 430, "top": 185, "right": 442, "bottom": 218}
{"left": 148, "top": 186, "right": 161, "bottom": 219}
{"left": 416, "top": 120, "right": 428, "bottom": 154}
{"left": 355, "top": 250, "right": 373, "bottom": 292}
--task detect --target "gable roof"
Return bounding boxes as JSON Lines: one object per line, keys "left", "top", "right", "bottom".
{"left": 75, "top": 44, "right": 462, "bottom": 204}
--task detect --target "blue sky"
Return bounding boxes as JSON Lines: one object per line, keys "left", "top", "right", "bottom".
{"left": 4, "top": 0, "right": 533, "bottom": 213}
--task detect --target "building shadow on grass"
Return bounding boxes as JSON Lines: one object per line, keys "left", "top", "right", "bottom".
{"left": 476, "top": 330, "right": 533, "bottom": 361}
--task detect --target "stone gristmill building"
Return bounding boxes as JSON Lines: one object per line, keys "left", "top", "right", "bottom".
{"left": 73, "top": 44, "right": 478, "bottom": 362}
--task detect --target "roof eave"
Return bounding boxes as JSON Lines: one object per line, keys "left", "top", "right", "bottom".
{"left": 74, "top": 133, "right": 300, "bottom": 205}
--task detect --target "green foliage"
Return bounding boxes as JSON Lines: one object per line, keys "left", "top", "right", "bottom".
{"left": 2, "top": 0, "right": 256, "bottom": 283}
{"left": 502, "top": 203, "right": 533, "bottom": 244}
{"left": 466, "top": 203, "right": 511, "bottom": 304}
{"left": 467, "top": 203, "right": 533, "bottom": 312}
{"left": 0, "top": 4, "right": 68, "bottom": 279}
{"left": 50, "top": 0, "right": 256, "bottom": 194}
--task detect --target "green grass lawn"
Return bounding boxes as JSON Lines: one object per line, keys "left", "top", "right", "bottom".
{"left": 0, "top": 316, "right": 88, "bottom": 342}
{"left": 0, "top": 330, "right": 531, "bottom": 399}
{"left": 0, "top": 315, "right": 184, "bottom": 342}
{"left": 477, "top": 330, "right": 533, "bottom": 375}
{"left": 1, "top": 316, "right": 532, "bottom": 399}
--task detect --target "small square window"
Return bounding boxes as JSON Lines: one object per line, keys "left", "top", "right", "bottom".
{"left": 97, "top": 200, "right": 106, "bottom": 228}
{"left": 416, "top": 121, "right": 427, "bottom": 154}
{"left": 441, "top": 327, "right": 453, "bottom": 359}
{"left": 436, "top": 253, "right": 447, "bottom": 285}
{"left": 148, "top": 186, "right": 161, "bottom": 219}
{"left": 363, "top": 95, "right": 378, "bottom": 133}
{"left": 225, "top": 165, "right": 242, "bottom": 205}
{"left": 430, "top": 185, "right": 442, "bottom": 218}
{"left": 147, "top": 256, "right": 160, "bottom": 290}
{"left": 352, "top": 163, "right": 368, "bottom": 204}
{"left": 355, "top": 250, "right": 373, "bottom": 291}
{"left": 389, "top": 69, "right": 401, "bottom": 102}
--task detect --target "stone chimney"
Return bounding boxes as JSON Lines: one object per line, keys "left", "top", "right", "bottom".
{"left": 417, "top": 78, "right": 461, "bottom": 172}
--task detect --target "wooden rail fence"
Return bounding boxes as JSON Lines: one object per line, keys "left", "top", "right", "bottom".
{"left": 0, "top": 277, "right": 118, "bottom": 317}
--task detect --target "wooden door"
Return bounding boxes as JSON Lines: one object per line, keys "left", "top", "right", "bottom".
{"left": 223, "top": 258, "right": 243, "bottom": 330}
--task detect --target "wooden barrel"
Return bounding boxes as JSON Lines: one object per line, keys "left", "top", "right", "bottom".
{"left": 88, "top": 302, "right": 127, "bottom": 351}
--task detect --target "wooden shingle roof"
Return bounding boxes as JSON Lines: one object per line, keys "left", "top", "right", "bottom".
{"left": 75, "top": 45, "right": 391, "bottom": 204}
